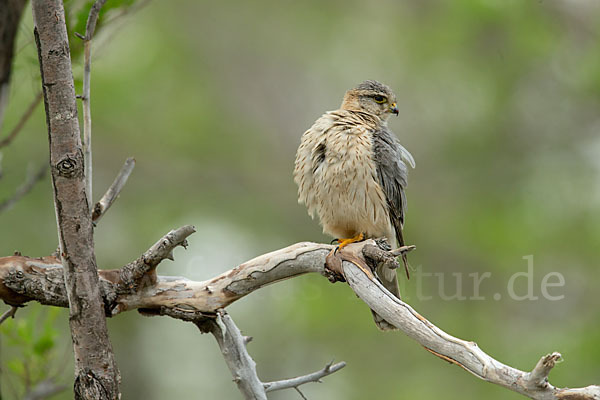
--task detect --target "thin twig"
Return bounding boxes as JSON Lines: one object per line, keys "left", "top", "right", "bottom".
{"left": 92, "top": 157, "right": 135, "bottom": 223}
{"left": 294, "top": 387, "right": 308, "bottom": 400}
{"left": 0, "top": 91, "right": 42, "bottom": 148}
{"left": 390, "top": 245, "right": 416, "bottom": 257}
{"left": 79, "top": 0, "right": 107, "bottom": 204}
{"left": 264, "top": 360, "right": 346, "bottom": 393}
{"left": 0, "top": 306, "right": 18, "bottom": 324}
{"left": 81, "top": 0, "right": 107, "bottom": 41}
{"left": 202, "top": 311, "right": 267, "bottom": 400}
{"left": 0, "top": 163, "right": 48, "bottom": 213}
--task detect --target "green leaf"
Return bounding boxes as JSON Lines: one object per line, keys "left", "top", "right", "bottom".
{"left": 16, "top": 318, "right": 33, "bottom": 345}
{"left": 6, "top": 359, "right": 25, "bottom": 376}
{"left": 33, "top": 334, "right": 55, "bottom": 356}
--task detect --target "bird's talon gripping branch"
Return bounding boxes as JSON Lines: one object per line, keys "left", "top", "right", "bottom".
{"left": 334, "top": 233, "right": 364, "bottom": 254}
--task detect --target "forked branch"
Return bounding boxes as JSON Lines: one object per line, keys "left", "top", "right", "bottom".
{"left": 0, "top": 239, "right": 597, "bottom": 400}
{"left": 263, "top": 360, "right": 346, "bottom": 393}
{"left": 196, "top": 310, "right": 345, "bottom": 400}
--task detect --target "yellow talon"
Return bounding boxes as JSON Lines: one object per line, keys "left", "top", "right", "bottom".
{"left": 335, "top": 233, "right": 365, "bottom": 252}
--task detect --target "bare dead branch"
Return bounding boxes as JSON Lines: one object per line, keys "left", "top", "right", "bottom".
{"left": 390, "top": 244, "right": 416, "bottom": 257}
{"left": 92, "top": 157, "right": 135, "bottom": 223}
{"left": 338, "top": 241, "right": 600, "bottom": 400}
{"left": 114, "top": 225, "right": 196, "bottom": 300}
{"left": 0, "top": 163, "right": 48, "bottom": 214}
{"left": 527, "top": 352, "right": 562, "bottom": 390}
{"left": 200, "top": 310, "right": 267, "bottom": 400}
{"left": 263, "top": 360, "right": 346, "bottom": 393}
{"left": 196, "top": 310, "right": 345, "bottom": 400}
{"left": 0, "top": 305, "right": 18, "bottom": 324}
{"left": 294, "top": 387, "right": 308, "bottom": 400}
{"left": 0, "top": 239, "right": 597, "bottom": 399}
{"left": 0, "top": 91, "right": 42, "bottom": 148}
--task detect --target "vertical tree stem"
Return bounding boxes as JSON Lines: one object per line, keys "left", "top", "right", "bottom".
{"left": 31, "top": 1, "right": 120, "bottom": 398}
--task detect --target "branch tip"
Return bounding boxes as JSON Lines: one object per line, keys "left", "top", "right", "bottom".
{"left": 528, "top": 352, "right": 563, "bottom": 388}
{"left": 390, "top": 245, "right": 416, "bottom": 257}
{"left": 263, "top": 360, "right": 346, "bottom": 393}
{"left": 0, "top": 306, "right": 19, "bottom": 325}
{"left": 92, "top": 157, "right": 136, "bottom": 222}
{"left": 294, "top": 387, "right": 308, "bottom": 400}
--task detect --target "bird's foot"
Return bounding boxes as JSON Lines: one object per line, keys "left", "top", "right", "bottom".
{"left": 334, "top": 233, "right": 365, "bottom": 254}
{"left": 325, "top": 239, "right": 375, "bottom": 284}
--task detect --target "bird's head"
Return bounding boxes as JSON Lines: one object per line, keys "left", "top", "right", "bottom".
{"left": 340, "top": 80, "right": 398, "bottom": 120}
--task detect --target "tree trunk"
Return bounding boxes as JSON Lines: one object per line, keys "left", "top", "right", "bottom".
{"left": 31, "top": 1, "right": 120, "bottom": 398}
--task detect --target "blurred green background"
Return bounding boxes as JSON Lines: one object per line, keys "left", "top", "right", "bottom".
{"left": 1, "top": 0, "right": 599, "bottom": 398}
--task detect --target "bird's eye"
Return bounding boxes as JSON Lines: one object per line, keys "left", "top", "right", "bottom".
{"left": 373, "top": 95, "right": 386, "bottom": 104}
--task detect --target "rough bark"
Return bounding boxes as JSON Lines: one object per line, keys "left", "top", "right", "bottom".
{"left": 31, "top": 1, "right": 119, "bottom": 398}
{"left": 0, "top": 238, "right": 597, "bottom": 400}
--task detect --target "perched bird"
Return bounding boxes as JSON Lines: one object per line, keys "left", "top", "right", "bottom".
{"left": 293, "top": 80, "right": 415, "bottom": 330}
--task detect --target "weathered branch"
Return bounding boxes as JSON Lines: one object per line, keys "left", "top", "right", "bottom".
{"left": 0, "top": 163, "right": 48, "bottom": 214}
{"left": 113, "top": 225, "right": 195, "bottom": 304}
{"left": 92, "top": 157, "right": 135, "bottom": 223}
{"left": 338, "top": 242, "right": 600, "bottom": 400}
{"left": 195, "top": 310, "right": 344, "bottom": 400}
{"left": 263, "top": 360, "right": 346, "bottom": 393}
{"left": 200, "top": 311, "right": 267, "bottom": 400}
{"left": 32, "top": 1, "right": 119, "bottom": 398}
{"left": 0, "top": 239, "right": 597, "bottom": 399}
{"left": 527, "top": 352, "right": 562, "bottom": 390}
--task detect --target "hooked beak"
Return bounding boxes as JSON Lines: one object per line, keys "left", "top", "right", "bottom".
{"left": 390, "top": 103, "right": 399, "bottom": 116}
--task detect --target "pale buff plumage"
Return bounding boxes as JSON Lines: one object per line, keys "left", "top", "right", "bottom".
{"left": 293, "top": 80, "right": 415, "bottom": 330}
{"left": 294, "top": 110, "right": 394, "bottom": 242}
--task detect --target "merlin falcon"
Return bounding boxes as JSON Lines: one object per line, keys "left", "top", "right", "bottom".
{"left": 293, "top": 80, "right": 415, "bottom": 330}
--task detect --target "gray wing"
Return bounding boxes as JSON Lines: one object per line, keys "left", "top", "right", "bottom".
{"left": 373, "top": 126, "right": 415, "bottom": 247}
